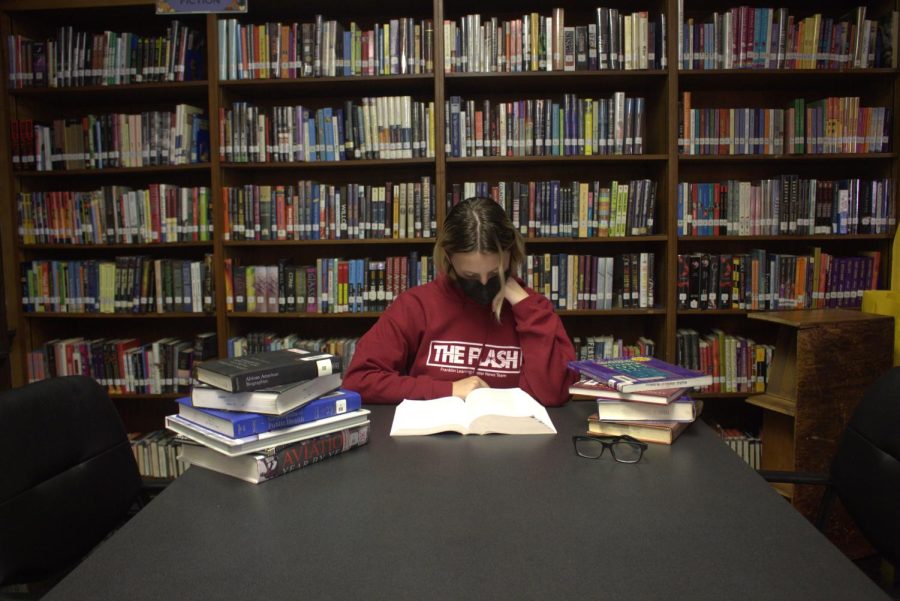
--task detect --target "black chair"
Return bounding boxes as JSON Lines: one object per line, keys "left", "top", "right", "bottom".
{"left": 760, "top": 366, "right": 900, "bottom": 578}
{"left": 0, "top": 376, "right": 143, "bottom": 591}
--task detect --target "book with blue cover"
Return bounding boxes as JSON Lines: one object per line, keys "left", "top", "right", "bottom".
{"left": 569, "top": 356, "right": 712, "bottom": 392}
{"left": 166, "top": 408, "right": 371, "bottom": 457}
{"left": 177, "top": 388, "right": 361, "bottom": 438}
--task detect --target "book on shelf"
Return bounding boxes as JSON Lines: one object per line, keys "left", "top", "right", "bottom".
{"left": 176, "top": 388, "right": 360, "bottom": 438}
{"left": 218, "top": 17, "right": 433, "bottom": 80}
{"left": 588, "top": 414, "right": 690, "bottom": 445}
{"left": 570, "top": 356, "right": 712, "bottom": 393}
{"left": 569, "top": 378, "right": 686, "bottom": 404}
{"left": 190, "top": 371, "right": 342, "bottom": 415}
{"left": 7, "top": 21, "right": 204, "bottom": 89}
{"left": 194, "top": 348, "right": 341, "bottom": 393}
{"left": 595, "top": 397, "right": 702, "bottom": 423}
{"left": 675, "top": 250, "right": 881, "bottom": 311}
{"left": 223, "top": 255, "right": 435, "bottom": 315}
{"left": 447, "top": 178, "right": 657, "bottom": 240}
{"left": 179, "top": 422, "right": 371, "bottom": 484}
{"left": 390, "top": 387, "right": 556, "bottom": 436}
{"left": 165, "top": 408, "right": 370, "bottom": 457}
{"left": 444, "top": 92, "right": 645, "bottom": 158}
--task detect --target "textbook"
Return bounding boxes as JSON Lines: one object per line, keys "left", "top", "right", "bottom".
{"left": 390, "top": 387, "right": 556, "bottom": 436}
{"left": 569, "top": 356, "right": 712, "bottom": 392}
{"left": 595, "top": 397, "right": 702, "bottom": 422}
{"left": 176, "top": 389, "right": 362, "bottom": 438}
{"left": 165, "top": 409, "right": 370, "bottom": 456}
{"left": 569, "top": 377, "right": 686, "bottom": 404}
{"left": 588, "top": 414, "right": 690, "bottom": 445}
{"left": 194, "top": 348, "right": 342, "bottom": 392}
{"left": 179, "top": 422, "right": 370, "bottom": 484}
{"left": 190, "top": 372, "right": 342, "bottom": 415}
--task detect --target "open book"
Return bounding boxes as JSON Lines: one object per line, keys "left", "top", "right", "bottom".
{"left": 389, "top": 387, "right": 557, "bottom": 436}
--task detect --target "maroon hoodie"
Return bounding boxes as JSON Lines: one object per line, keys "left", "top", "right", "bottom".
{"left": 342, "top": 272, "right": 576, "bottom": 406}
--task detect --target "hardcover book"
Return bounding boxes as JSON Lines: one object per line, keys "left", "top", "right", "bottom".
{"left": 176, "top": 388, "right": 361, "bottom": 438}
{"left": 587, "top": 414, "right": 691, "bottom": 445}
{"left": 165, "top": 408, "right": 370, "bottom": 457}
{"left": 191, "top": 373, "right": 341, "bottom": 415}
{"left": 569, "top": 356, "right": 712, "bottom": 392}
{"left": 390, "top": 387, "right": 556, "bottom": 436}
{"left": 194, "top": 348, "right": 341, "bottom": 392}
{"left": 595, "top": 397, "right": 702, "bottom": 422}
{"left": 569, "top": 378, "right": 686, "bottom": 404}
{"left": 179, "top": 422, "right": 370, "bottom": 484}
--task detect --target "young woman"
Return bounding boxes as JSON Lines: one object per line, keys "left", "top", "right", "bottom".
{"left": 342, "top": 197, "right": 576, "bottom": 406}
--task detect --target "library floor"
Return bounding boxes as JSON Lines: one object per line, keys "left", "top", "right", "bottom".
{"left": 854, "top": 555, "right": 900, "bottom": 599}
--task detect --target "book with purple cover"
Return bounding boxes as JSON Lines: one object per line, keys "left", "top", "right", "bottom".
{"left": 569, "top": 356, "right": 712, "bottom": 392}
{"left": 569, "top": 377, "right": 686, "bottom": 404}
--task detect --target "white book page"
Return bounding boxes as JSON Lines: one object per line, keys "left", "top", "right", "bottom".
{"left": 390, "top": 397, "right": 469, "bottom": 435}
{"left": 390, "top": 388, "right": 556, "bottom": 436}
{"left": 465, "top": 388, "right": 556, "bottom": 434}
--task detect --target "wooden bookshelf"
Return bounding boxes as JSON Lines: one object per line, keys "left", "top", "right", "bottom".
{"left": 0, "top": 0, "right": 897, "bottom": 435}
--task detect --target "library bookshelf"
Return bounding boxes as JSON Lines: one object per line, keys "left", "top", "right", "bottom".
{"left": 0, "top": 0, "right": 896, "bottom": 435}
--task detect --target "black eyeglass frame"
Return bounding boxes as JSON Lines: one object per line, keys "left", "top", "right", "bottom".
{"left": 572, "top": 434, "right": 649, "bottom": 463}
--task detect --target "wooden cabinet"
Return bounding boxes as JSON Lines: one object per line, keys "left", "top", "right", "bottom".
{"left": 748, "top": 308, "right": 894, "bottom": 554}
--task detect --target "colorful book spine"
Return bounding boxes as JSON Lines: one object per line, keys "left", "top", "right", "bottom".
{"left": 447, "top": 178, "right": 657, "bottom": 238}
{"left": 17, "top": 185, "right": 213, "bottom": 245}
{"left": 11, "top": 105, "right": 209, "bottom": 171}
{"left": 676, "top": 250, "right": 880, "bottom": 310}
{"left": 521, "top": 252, "right": 654, "bottom": 310}
{"left": 224, "top": 254, "right": 434, "bottom": 315}
{"left": 219, "top": 97, "right": 435, "bottom": 163}
{"left": 678, "top": 94, "right": 891, "bottom": 156}
{"left": 26, "top": 333, "right": 217, "bottom": 395}
{"left": 223, "top": 177, "right": 434, "bottom": 241}
{"left": 218, "top": 17, "right": 433, "bottom": 80}
{"left": 6, "top": 21, "right": 204, "bottom": 89}
{"left": 679, "top": 6, "right": 898, "bottom": 70}
{"left": 444, "top": 10, "right": 664, "bottom": 73}
{"left": 676, "top": 178, "right": 894, "bottom": 237}
{"left": 20, "top": 255, "right": 215, "bottom": 314}
{"left": 446, "top": 93, "right": 645, "bottom": 157}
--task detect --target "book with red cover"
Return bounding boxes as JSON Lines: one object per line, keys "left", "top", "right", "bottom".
{"left": 569, "top": 377, "right": 686, "bottom": 404}
{"left": 569, "top": 356, "right": 712, "bottom": 392}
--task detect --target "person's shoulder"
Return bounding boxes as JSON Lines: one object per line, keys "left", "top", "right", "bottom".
{"left": 387, "top": 276, "right": 447, "bottom": 312}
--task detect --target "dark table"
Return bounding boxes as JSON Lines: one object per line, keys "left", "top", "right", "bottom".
{"left": 45, "top": 402, "right": 889, "bottom": 600}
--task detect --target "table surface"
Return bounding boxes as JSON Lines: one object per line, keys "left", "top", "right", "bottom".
{"left": 45, "top": 402, "right": 889, "bottom": 601}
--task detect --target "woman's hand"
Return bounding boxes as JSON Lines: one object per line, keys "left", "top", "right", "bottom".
{"left": 500, "top": 277, "right": 528, "bottom": 307}
{"left": 453, "top": 375, "right": 488, "bottom": 399}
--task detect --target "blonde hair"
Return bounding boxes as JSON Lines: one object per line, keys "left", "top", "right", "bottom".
{"left": 434, "top": 197, "right": 526, "bottom": 321}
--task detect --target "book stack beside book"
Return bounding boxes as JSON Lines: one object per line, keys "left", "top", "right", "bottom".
{"left": 569, "top": 356, "right": 712, "bottom": 445}
{"left": 166, "top": 348, "right": 370, "bottom": 484}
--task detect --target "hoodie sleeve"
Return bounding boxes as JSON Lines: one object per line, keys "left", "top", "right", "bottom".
{"left": 341, "top": 294, "right": 454, "bottom": 404}
{"left": 509, "top": 291, "right": 577, "bottom": 406}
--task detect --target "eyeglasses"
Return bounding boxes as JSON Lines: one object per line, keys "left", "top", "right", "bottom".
{"left": 572, "top": 435, "right": 648, "bottom": 464}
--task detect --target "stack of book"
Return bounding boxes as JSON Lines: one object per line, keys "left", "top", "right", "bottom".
{"left": 569, "top": 356, "right": 712, "bottom": 444}
{"left": 166, "top": 348, "right": 370, "bottom": 484}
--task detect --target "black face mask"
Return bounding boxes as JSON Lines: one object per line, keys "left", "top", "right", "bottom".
{"left": 456, "top": 274, "right": 502, "bottom": 305}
